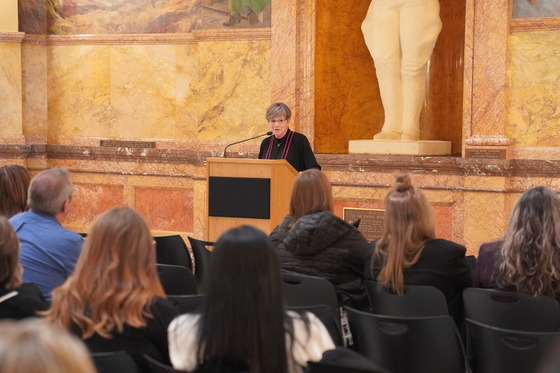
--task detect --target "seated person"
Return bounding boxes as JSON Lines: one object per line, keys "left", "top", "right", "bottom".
{"left": 9, "top": 168, "right": 83, "bottom": 301}
{"left": 474, "top": 186, "right": 560, "bottom": 301}
{"left": 0, "top": 164, "right": 31, "bottom": 218}
{"left": 269, "top": 169, "right": 370, "bottom": 310}
{"left": 0, "top": 318, "right": 96, "bottom": 373}
{"left": 366, "top": 173, "right": 472, "bottom": 323}
{"left": 258, "top": 102, "right": 321, "bottom": 172}
{"left": 168, "top": 225, "right": 335, "bottom": 373}
{"left": 44, "top": 207, "right": 178, "bottom": 373}
{"left": 0, "top": 216, "right": 47, "bottom": 319}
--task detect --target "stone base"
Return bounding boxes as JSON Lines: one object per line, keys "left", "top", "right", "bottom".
{"left": 348, "top": 139, "right": 452, "bottom": 156}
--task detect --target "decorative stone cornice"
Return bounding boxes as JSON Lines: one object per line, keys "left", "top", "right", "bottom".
{"left": 0, "top": 32, "right": 25, "bottom": 43}
{"left": 21, "top": 29, "right": 271, "bottom": 46}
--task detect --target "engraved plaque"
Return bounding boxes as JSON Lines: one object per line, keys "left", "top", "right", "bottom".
{"left": 465, "top": 148, "right": 506, "bottom": 159}
{"left": 100, "top": 140, "right": 156, "bottom": 148}
{"left": 343, "top": 208, "right": 385, "bottom": 242}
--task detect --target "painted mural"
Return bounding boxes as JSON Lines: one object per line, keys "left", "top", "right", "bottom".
{"left": 513, "top": 0, "right": 560, "bottom": 18}
{"left": 18, "top": 0, "right": 271, "bottom": 34}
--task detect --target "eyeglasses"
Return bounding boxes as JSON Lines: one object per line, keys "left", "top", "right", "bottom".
{"left": 268, "top": 119, "right": 286, "bottom": 124}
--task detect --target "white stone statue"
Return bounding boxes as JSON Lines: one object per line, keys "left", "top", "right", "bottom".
{"left": 362, "top": 0, "right": 442, "bottom": 141}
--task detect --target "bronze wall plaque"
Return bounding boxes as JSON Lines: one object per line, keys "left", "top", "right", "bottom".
{"left": 100, "top": 140, "right": 156, "bottom": 148}
{"left": 465, "top": 148, "right": 506, "bottom": 159}
{"left": 343, "top": 207, "right": 385, "bottom": 242}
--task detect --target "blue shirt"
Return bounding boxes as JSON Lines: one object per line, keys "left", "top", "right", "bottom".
{"left": 10, "top": 211, "right": 83, "bottom": 301}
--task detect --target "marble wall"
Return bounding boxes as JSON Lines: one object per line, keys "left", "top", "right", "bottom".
{"left": 2, "top": 0, "right": 560, "bottom": 257}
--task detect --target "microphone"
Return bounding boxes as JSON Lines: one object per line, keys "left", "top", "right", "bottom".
{"left": 223, "top": 131, "right": 273, "bottom": 158}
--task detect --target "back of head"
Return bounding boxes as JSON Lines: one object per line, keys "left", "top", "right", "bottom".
{"left": 266, "top": 102, "right": 291, "bottom": 121}
{"left": 0, "top": 216, "right": 22, "bottom": 289}
{"left": 47, "top": 206, "right": 164, "bottom": 338}
{"left": 376, "top": 173, "right": 436, "bottom": 294}
{"left": 27, "top": 168, "right": 73, "bottom": 215}
{"left": 289, "top": 169, "right": 333, "bottom": 222}
{"left": 497, "top": 186, "right": 560, "bottom": 297}
{"left": 0, "top": 318, "right": 96, "bottom": 373}
{"left": 0, "top": 165, "right": 31, "bottom": 218}
{"left": 199, "top": 225, "right": 287, "bottom": 373}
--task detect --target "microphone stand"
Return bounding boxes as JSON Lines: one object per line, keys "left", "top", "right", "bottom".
{"left": 223, "top": 131, "right": 273, "bottom": 158}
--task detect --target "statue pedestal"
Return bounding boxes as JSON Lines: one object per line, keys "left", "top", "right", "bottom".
{"left": 348, "top": 140, "right": 452, "bottom": 156}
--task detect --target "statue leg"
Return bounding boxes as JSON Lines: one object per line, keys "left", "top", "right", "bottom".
{"left": 362, "top": 0, "right": 403, "bottom": 140}
{"left": 399, "top": 0, "right": 442, "bottom": 141}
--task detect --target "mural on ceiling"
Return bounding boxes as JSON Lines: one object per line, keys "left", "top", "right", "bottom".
{"left": 18, "top": 0, "right": 271, "bottom": 34}
{"left": 513, "top": 0, "right": 560, "bottom": 18}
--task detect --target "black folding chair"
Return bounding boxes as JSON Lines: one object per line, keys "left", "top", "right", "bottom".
{"left": 365, "top": 280, "right": 449, "bottom": 316}
{"left": 144, "top": 354, "right": 186, "bottom": 373}
{"left": 463, "top": 287, "right": 560, "bottom": 331}
{"left": 156, "top": 264, "right": 197, "bottom": 295}
{"left": 287, "top": 304, "right": 343, "bottom": 346}
{"left": 154, "top": 235, "right": 193, "bottom": 272}
{"left": 282, "top": 272, "right": 340, "bottom": 316}
{"left": 466, "top": 318, "right": 560, "bottom": 373}
{"left": 345, "top": 306, "right": 466, "bottom": 373}
{"left": 187, "top": 236, "right": 214, "bottom": 290}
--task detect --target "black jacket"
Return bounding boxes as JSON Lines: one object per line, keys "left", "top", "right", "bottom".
{"left": 270, "top": 211, "right": 370, "bottom": 310}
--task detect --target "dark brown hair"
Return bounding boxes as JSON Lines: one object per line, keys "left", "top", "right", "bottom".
{"left": 289, "top": 169, "right": 333, "bottom": 222}
{"left": 0, "top": 165, "right": 31, "bottom": 218}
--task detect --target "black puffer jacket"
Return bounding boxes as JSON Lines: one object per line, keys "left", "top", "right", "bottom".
{"left": 270, "top": 211, "right": 370, "bottom": 310}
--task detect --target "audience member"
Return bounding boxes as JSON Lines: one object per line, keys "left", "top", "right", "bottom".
{"left": 0, "top": 164, "right": 31, "bottom": 218}
{"left": 366, "top": 173, "right": 471, "bottom": 323}
{"left": 474, "top": 186, "right": 560, "bottom": 301}
{"left": 269, "top": 169, "right": 370, "bottom": 310}
{"left": 0, "top": 216, "right": 47, "bottom": 319}
{"left": 0, "top": 318, "right": 96, "bottom": 373}
{"left": 9, "top": 167, "right": 83, "bottom": 301}
{"left": 45, "top": 207, "right": 178, "bottom": 373}
{"left": 168, "top": 225, "right": 335, "bottom": 373}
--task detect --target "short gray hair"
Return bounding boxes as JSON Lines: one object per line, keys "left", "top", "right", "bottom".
{"left": 265, "top": 102, "right": 291, "bottom": 121}
{"left": 28, "top": 168, "right": 73, "bottom": 215}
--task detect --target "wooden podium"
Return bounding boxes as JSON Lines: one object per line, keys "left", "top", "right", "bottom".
{"left": 206, "top": 158, "right": 298, "bottom": 241}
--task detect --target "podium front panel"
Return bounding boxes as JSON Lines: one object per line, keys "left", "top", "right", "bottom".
{"left": 208, "top": 177, "right": 270, "bottom": 219}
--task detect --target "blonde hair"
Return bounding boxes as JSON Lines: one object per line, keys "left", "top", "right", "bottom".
{"left": 375, "top": 173, "right": 436, "bottom": 294}
{"left": 289, "top": 169, "right": 333, "bottom": 222}
{"left": 0, "top": 318, "right": 96, "bottom": 373}
{"left": 45, "top": 207, "right": 165, "bottom": 338}
{"left": 0, "top": 216, "right": 22, "bottom": 289}
{"left": 496, "top": 186, "right": 560, "bottom": 297}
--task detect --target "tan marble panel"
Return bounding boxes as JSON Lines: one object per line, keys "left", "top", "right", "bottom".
{"left": 176, "top": 44, "right": 199, "bottom": 140}
{"left": 65, "top": 184, "right": 125, "bottom": 233}
{"left": 48, "top": 45, "right": 111, "bottom": 139}
{"left": 135, "top": 187, "right": 193, "bottom": 232}
{"left": 508, "top": 30, "right": 560, "bottom": 147}
{"left": 0, "top": 42, "right": 22, "bottom": 135}
{"left": 471, "top": 0, "right": 509, "bottom": 137}
{"left": 196, "top": 40, "right": 271, "bottom": 141}
{"left": 22, "top": 43, "right": 48, "bottom": 137}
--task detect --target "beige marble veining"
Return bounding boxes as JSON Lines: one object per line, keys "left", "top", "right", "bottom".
{"left": 508, "top": 30, "right": 560, "bottom": 147}
{"left": 0, "top": 42, "right": 22, "bottom": 135}
{"left": 22, "top": 44, "right": 48, "bottom": 137}
{"left": 196, "top": 40, "right": 271, "bottom": 141}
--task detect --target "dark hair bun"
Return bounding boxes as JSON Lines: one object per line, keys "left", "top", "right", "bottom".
{"left": 394, "top": 173, "right": 412, "bottom": 192}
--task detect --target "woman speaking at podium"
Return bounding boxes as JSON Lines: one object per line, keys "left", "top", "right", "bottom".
{"left": 258, "top": 103, "right": 321, "bottom": 172}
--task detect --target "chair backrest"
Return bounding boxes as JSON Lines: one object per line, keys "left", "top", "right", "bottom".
{"left": 166, "top": 294, "right": 205, "bottom": 314}
{"left": 91, "top": 351, "right": 141, "bottom": 373}
{"left": 365, "top": 280, "right": 449, "bottom": 317}
{"left": 466, "top": 318, "right": 560, "bottom": 373}
{"left": 345, "top": 306, "right": 466, "bottom": 373}
{"left": 463, "top": 287, "right": 560, "bottom": 331}
{"left": 287, "top": 305, "right": 343, "bottom": 346}
{"left": 282, "top": 272, "right": 340, "bottom": 316}
{"left": 154, "top": 235, "right": 193, "bottom": 272}
{"left": 156, "top": 264, "right": 198, "bottom": 296}
{"left": 187, "top": 236, "right": 214, "bottom": 289}
{"left": 144, "top": 354, "right": 186, "bottom": 373}
{"left": 307, "top": 347, "right": 390, "bottom": 373}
